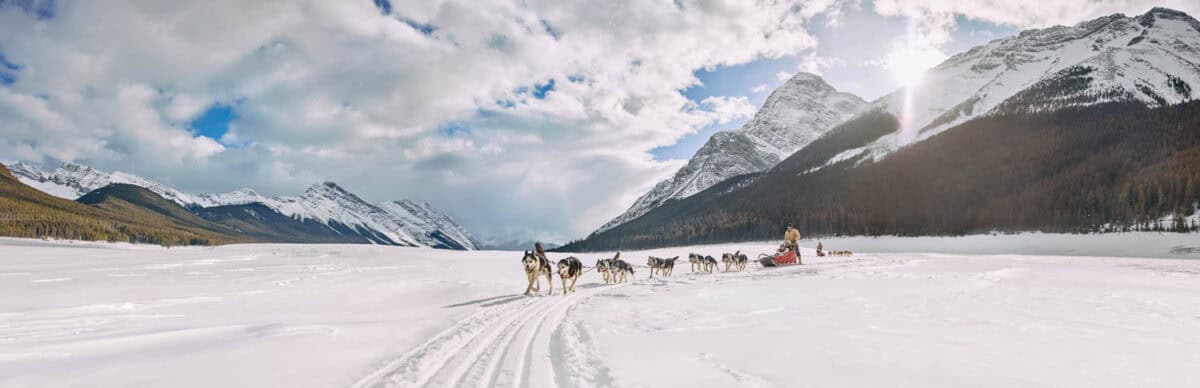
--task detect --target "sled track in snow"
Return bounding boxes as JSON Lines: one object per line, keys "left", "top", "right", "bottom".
{"left": 352, "top": 286, "right": 611, "bottom": 388}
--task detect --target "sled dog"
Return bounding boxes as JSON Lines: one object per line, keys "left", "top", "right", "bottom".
{"left": 521, "top": 248, "right": 553, "bottom": 295}
{"left": 557, "top": 256, "right": 584, "bottom": 294}
{"left": 647, "top": 256, "right": 679, "bottom": 278}
{"left": 611, "top": 252, "right": 634, "bottom": 283}
{"left": 595, "top": 257, "right": 614, "bottom": 284}
{"left": 688, "top": 253, "right": 704, "bottom": 272}
{"left": 721, "top": 252, "right": 737, "bottom": 272}
{"left": 702, "top": 255, "right": 718, "bottom": 273}
{"left": 734, "top": 251, "right": 749, "bottom": 271}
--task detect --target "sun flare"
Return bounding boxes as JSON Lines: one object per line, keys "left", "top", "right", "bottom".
{"left": 886, "top": 46, "right": 944, "bottom": 88}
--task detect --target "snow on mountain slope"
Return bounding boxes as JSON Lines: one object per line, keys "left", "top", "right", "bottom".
{"left": 593, "top": 72, "right": 865, "bottom": 234}
{"left": 2, "top": 162, "right": 479, "bottom": 250}
{"left": 853, "top": 7, "right": 1200, "bottom": 162}
{"left": 7, "top": 161, "right": 211, "bottom": 207}
{"left": 376, "top": 200, "right": 481, "bottom": 250}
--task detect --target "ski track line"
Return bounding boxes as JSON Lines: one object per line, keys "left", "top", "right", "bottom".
{"left": 439, "top": 295, "right": 567, "bottom": 387}
{"left": 352, "top": 285, "right": 610, "bottom": 388}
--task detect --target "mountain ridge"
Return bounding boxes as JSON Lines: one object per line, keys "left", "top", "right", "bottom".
{"left": 4, "top": 162, "right": 479, "bottom": 249}
{"left": 563, "top": 8, "right": 1200, "bottom": 251}
{"left": 591, "top": 72, "right": 866, "bottom": 235}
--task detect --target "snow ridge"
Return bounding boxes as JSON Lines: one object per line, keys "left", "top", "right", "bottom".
{"left": 857, "top": 7, "right": 1200, "bottom": 162}
{"left": 592, "top": 72, "right": 866, "bottom": 235}
{"left": 4, "top": 162, "right": 479, "bottom": 250}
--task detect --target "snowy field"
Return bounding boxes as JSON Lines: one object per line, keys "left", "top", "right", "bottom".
{"left": 1, "top": 234, "right": 1199, "bottom": 387}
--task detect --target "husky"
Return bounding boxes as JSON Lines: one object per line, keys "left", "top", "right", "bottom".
{"left": 721, "top": 250, "right": 749, "bottom": 272}
{"left": 702, "top": 255, "right": 718, "bottom": 273}
{"left": 521, "top": 248, "right": 553, "bottom": 295}
{"left": 828, "top": 250, "right": 854, "bottom": 257}
{"left": 611, "top": 252, "right": 634, "bottom": 283}
{"left": 557, "top": 256, "right": 584, "bottom": 295}
{"left": 646, "top": 256, "right": 679, "bottom": 278}
{"left": 721, "top": 252, "right": 735, "bottom": 272}
{"left": 688, "top": 253, "right": 704, "bottom": 272}
{"left": 735, "top": 251, "right": 749, "bottom": 271}
{"left": 595, "top": 257, "right": 614, "bottom": 284}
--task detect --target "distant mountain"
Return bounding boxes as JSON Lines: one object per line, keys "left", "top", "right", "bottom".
{"left": 8, "top": 161, "right": 214, "bottom": 209}
{"left": 482, "top": 240, "right": 561, "bottom": 251}
{"left": 196, "top": 203, "right": 383, "bottom": 244}
{"left": 5, "top": 162, "right": 480, "bottom": 249}
{"left": 0, "top": 165, "right": 244, "bottom": 245}
{"left": 562, "top": 8, "right": 1200, "bottom": 251}
{"left": 592, "top": 72, "right": 865, "bottom": 234}
{"left": 563, "top": 100, "right": 1200, "bottom": 251}
{"left": 827, "top": 7, "right": 1200, "bottom": 167}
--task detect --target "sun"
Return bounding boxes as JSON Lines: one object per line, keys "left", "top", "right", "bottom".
{"left": 886, "top": 46, "right": 944, "bottom": 88}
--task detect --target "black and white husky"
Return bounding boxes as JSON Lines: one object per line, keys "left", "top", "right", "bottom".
{"left": 521, "top": 243, "right": 554, "bottom": 295}
{"left": 610, "top": 252, "right": 634, "bottom": 283}
{"left": 557, "top": 256, "right": 584, "bottom": 294}
{"left": 688, "top": 253, "right": 704, "bottom": 272}
{"left": 595, "top": 257, "right": 614, "bottom": 284}
{"left": 646, "top": 256, "right": 679, "bottom": 278}
{"left": 702, "top": 255, "right": 718, "bottom": 273}
{"left": 722, "top": 250, "right": 749, "bottom": 272}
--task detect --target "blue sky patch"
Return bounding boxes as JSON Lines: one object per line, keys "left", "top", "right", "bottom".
{"left": 190, "top": 104, "right": 236, "bottom": 143}
{"left": 0, "top": 0, "right": 55, "bottom": 19}
{"left": 651, "top": 57, "right": 796, "bottom": 160}
{"left": 541, "top": 20, "right": 561, "bottom": 40}
{"left": 372, "top": 0, "right": 391, "bottom": 15}
{"left": 0, "top": 51, "right": 20, "bottom": 71}
{"left": 402, "top": 18, "right": 436, "bottom": 35}
{"left": 532, "top": 79, "right": 555, "bottom": 99}
{"left": 438, "top": 122, "right": 471, "bottom": 137}
{"left": 0, "top": 50, "right": 20, "bottom": 86}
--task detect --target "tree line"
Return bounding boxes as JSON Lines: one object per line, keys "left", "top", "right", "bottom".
{"left": 562, "top": 100, "right": 1200, "bottom": 251}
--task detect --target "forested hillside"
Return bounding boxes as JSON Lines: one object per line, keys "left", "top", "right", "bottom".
{"left": 562, "top": 101, "right": 1200, "bottom": 251}
{"left": 0, "top": 165, "right": 245, "bottom": 246}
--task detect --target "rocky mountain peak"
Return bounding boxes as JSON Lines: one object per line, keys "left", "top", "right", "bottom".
{"left": 591, "top": 72, "right": 866, "bottom": 235}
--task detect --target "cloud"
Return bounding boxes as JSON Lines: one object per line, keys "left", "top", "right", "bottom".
{"left": 798, "top": 52, "right": 841, "bottom": 75}
{"left": 0, "top": 0, "right": 835, "bottom": 242}
{"left": 872, "top": 0, "right": 1199, "bottom": 29}
{"left": 2, "top": 0, "right": 1191, "bottom": 243}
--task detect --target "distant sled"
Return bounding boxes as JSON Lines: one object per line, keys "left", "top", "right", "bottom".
{"left": 758, "top": 248, "right": 800, "bottom": 267}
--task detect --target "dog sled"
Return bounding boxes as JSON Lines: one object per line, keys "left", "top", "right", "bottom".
{"left": 758, "top": 246, "right": 800, "bottom": 267}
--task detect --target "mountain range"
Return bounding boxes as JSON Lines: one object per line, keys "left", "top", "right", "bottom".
{"left": 4, "top": 161, "right": 480, "bottom": 249}
{"left": 563, "top": 7, "right": 1200, "bottom": 251}
{"left": 593, "top": 73, "right": 866, "bottom": 234}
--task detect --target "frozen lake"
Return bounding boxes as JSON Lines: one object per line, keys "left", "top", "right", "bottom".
{"left": 1, "top": 234, "right": 1198, "bottom": 387}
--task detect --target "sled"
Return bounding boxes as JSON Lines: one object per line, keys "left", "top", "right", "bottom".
{"left": 758, "top": 247, "right": 800, "bottom": 267}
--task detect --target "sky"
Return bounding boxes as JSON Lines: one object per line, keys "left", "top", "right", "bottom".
{"left": 1, "top": 0, "right": 1197, "bottom": 244}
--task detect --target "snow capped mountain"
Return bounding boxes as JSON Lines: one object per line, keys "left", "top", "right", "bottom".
{"left": 195, "top": 188, "right": 273, "bottom": 208}
{"left": 8, "top": 162, "right": 213, "bottom": 208}
{"left": 2, "top": 161, "right": 479, "bottom": 250}
{"left": 592, "top": 72, "right": 866, "bottom": 234}
{"left": 848, "top": 7, "right": 1200, "bottom": 163}
{"left": 377, "top": 200, "right": 482, "bottom": 250}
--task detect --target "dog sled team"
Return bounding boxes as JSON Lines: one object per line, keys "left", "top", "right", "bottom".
{"left": 522, "top": 224, "right": 852, "bottom": 296}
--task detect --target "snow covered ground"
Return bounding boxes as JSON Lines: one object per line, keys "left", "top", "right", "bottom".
{"left": 1, "top": 234, "right": 1198, "bottom": 387}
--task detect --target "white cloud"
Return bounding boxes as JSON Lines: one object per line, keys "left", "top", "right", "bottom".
{"left": 1, "top": 0, "right": 1193, "bottom": 243}
{"left": 0, "top": 0, "right": 836, "bottom": 242}
{"left": 798, "top": 52, "right": 841, "bottom": 75}
{"left": 750, "top": 84, "right": 771, "bottom": 94}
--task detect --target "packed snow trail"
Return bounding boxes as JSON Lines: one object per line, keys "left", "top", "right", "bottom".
{"left": 353, "top": 285, "right": 612, "bottom": 388}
